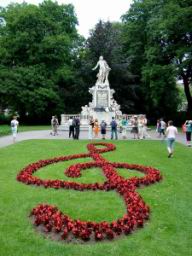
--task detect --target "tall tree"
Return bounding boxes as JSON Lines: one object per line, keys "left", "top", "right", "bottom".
{"left": 122, "top": 0, "right": 181, "bottom": 118}
{"left": 0, "top": 0, "right": 80, "bottom": 122}
{"left": 148, "top": 0, "right": 192, "bottom": 116}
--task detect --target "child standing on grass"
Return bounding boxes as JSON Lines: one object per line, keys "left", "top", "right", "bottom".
{"left": 10, "top": 116, "right": 19, "bottom": 143}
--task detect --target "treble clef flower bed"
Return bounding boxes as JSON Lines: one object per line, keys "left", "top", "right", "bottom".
{"left": 17, "top": 142, "right": 162, "bottom": 242}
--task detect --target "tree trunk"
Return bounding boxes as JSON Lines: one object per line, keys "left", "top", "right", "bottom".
{"left": 182, "top": 74, "right": 192, "bottom": 118}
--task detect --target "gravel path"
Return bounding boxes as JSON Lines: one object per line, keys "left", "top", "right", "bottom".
{"left": 0, "top": 129, "right": 187, "bottom": 148}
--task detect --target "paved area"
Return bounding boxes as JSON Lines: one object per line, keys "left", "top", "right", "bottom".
{"left": 0, "top": 129, "right": 187, "bottom": 148}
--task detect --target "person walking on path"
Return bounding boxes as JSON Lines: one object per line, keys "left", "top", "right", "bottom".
{"left": 10, "top": 116, "right": 19, "bottom": 143}
{"left": 68, "top": 117, "right": 74, "bottom": 139}
{"left": 165, "top": 120, "right": 178, "bottom": 158}
{"left": 110, "top": 117, "right": 118, "bottom": 140}
{"left": 74, "top": 117, "right": 80, "bottom": 140}
{"left": 160, "top": 118, "right": 166, "bottom": 138}
{"left": 52, "top": 116, "right": 59, "bottom": 136}
{"left": 100, "top": 120, "right": 107, "bottom": 140}
{"left": 184, "top": 120, "right": 192, "bottom": 146}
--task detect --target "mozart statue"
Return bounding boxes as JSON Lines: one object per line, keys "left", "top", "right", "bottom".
{"left": 92, "top": 56, "right": 111, "bottom": 86}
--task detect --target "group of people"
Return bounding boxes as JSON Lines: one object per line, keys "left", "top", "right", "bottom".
{"left": 51, "top": 116, "right": 81, "bottom": 139}
{"left": 9, "top": 115, "right": 191, "bottom": 159}
{"left": 67, "top": 116, "right": 81, "bottom": 139}
{"left": 157, "top": 118, "right": 192, "bottom": 147}
{"left": 156, "top": 118, "right": 192, "bottom": 157}
{"left": 120, "top": 115, "right": 150, "bottom": 140}
{"left": 88, "top": 117, "right": 118, "bottom": 140}
{"left": 69, "top": 115, "right": 150, "bottom": 141}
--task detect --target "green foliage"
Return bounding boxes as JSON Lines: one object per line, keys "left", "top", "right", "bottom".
{"left": 0, "top": 65, "right": 60, "bottom": 117}
{"left": 0, "top": 0, "right": 191, "bottom": 121}
{"left": 122, "top": 0, "right": 191, "bottom": 118}
{"left": 0, "top": 1, "right": 80, "bottom": 121}
{"left": 147, "top": 0, "right": 192, "bottom": 114}
{"left": 142, "top": 64, "right": 179, "bottom": 116}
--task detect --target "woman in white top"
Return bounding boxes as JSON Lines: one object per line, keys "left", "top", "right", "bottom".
{"left": 10, "top": 116, "right": 19, "bottom": 143}
{"left": 165, "top": 120, "right": 178, "bottom": 158}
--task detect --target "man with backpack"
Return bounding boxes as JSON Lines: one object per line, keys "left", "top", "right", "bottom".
{"left": 110, "top": 117, "right": 118, "bottom": 140}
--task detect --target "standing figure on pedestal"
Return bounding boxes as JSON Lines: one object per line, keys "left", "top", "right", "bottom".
{"left": 92, "top": 56, "right": 111, "bottom": 86}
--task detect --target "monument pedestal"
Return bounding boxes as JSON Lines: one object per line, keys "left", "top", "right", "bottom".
{"left": 81, "top": 83, "right": 122, "bottom": 124}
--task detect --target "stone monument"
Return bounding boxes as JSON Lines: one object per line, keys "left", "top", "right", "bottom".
{"left": 81, "top": 56, "right": 122, "bottom": 124}
{"left": 60, "top": 56, "right": 122, "bottom": 128}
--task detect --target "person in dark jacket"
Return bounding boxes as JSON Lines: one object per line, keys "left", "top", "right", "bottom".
{"left": 73, "top": 117, "right": 80, "bottom": 140}
{"left": 100, "top": 120, "right": 107, "bottom": 139}
{"left": 110, "top": 117, "right": 118, "bottom": 140}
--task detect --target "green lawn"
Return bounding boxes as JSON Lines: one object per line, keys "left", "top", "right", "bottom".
{"left": 0, "top": 125, "right": 50, "bottom": 137}
{"left": 0, "top": 140, "right": 191, "bottom": 256}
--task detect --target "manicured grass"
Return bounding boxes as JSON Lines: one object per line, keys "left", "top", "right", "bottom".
{"left": 0, "top": 125, "right": 50, "bottom": 137}
{"left": 0, "top": 140, "right": 192, "bottom": 256}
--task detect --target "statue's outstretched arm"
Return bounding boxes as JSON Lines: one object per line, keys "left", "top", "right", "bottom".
{"left": 92, "top": 61, "right": 99, "bottom": 70}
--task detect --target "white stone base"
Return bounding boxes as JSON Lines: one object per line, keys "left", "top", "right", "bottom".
{"left": 59, "top": 111, "right": 116, "bottom": 131}
{"left": 90, "top": 110, "right": 115, "bottom": 124}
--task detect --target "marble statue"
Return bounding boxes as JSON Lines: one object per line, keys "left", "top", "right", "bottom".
{"left": 61, "top": 55, "right": 123, "bottom": 128}
{"left": 92, "top": 56, "right": 111, "bottom": 86}
{"left": 81, "top": 105, "right": 90, "bottom": 116}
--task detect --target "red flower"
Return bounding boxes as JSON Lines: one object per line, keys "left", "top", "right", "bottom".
{"left": 95, "top": 231, "right": 103, "bottom": 241}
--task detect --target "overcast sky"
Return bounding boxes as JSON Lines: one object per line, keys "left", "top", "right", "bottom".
{"left": 0, "top": 0, "right": 132, "bottom": 37}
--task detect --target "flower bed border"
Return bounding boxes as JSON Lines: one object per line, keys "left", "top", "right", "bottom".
{"left": 17, "top": 142, "right": 162, "bottom": 242}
